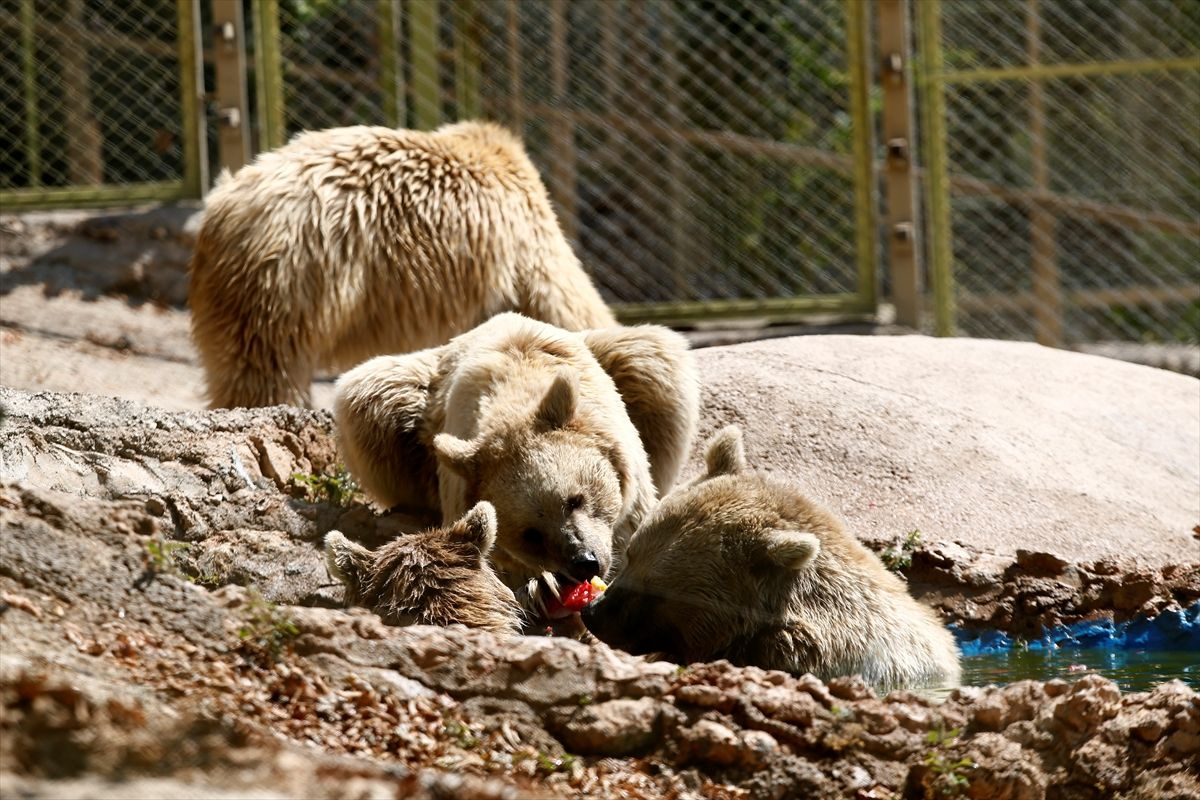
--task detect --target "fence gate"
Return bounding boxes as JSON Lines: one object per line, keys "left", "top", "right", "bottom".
{"left": 3, "top": 1, "right": 1197, "bottom": 342}
{"left": 0, "top": 0, "right": 206, "bottom": 208}
{"left": 917, "top": 0, "right": 1200, "bottom": 344}
{"left": 256, "top": 0, "right": 880, "bottom": 325}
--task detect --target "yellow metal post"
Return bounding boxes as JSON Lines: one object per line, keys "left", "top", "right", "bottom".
{"left": 379, "top": 0, "right": 404, "bottom": 127}
{"left": 548, "top": 0, "right": 577, "bottom": 242}
{"left": 917, "top": 0, "right": 955, "bottom": 336}
{"left": 177, "top": 0, "right": 207, "bottom": 196}
{"left": 19, "top": 0, "right": 40, "bottom": 187}
{"left": 454, "top": 0, "right": 481, "bottom": 120}
{"left": 505, "top": 0, "right": 524, "bottom": 132}
{"left": 846, "top": 0, "right": 878, "bottom": 312}
{"left": 252, "top": 0, "right": 284, "bottom": 151}
{"left": 942, "top": 56, "right": 1200, "bottom": 84}
{"left": 409, "top": 0, "right": 440, "bottom": 130}
{"left": 1027, "top": 0, "right": 1062, "bottom": 346}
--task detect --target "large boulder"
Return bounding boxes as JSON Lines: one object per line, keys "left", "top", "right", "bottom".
{"left": 689, "top": 335, "right": 1200, "bottom": 567}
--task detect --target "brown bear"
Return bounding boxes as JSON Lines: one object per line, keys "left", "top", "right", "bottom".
{"left": 333, "top": 313, "right": 699, "bottom": 622}
{"left": 324, "top": 501, "right": 522, "bottom": 633}
{"left": 581, "top": 427, "right": 962, "bottom": 689}
{"left": 189, "top": 120, "right": 615, "bottom": 409}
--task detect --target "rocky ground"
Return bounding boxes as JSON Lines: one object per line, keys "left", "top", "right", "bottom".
{"left": 2, "top": 207, "right": 1199, "bottom": 798}
{"left": 3, "top": 388, "right": 1198, "bottom": 799}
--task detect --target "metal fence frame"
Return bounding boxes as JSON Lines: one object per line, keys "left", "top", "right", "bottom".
{"left": 916, "top": 0, "right": 1200, "bottom": 343}
{"left": 247, "top": 0, "right": 880, "bottom": 326}
{"left": 0, "top": 0, "right": 207, "bottom": 209}
{"left": 2, "top": 0, "right": 1196, "bottom": 340}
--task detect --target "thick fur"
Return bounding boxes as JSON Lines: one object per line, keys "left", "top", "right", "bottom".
{"left": 582, "top": 325, "right": 699, "bottom": 494}
{"left": 334, "top": 313, "right": 697, "bottom": 617}
{"left": 324, "top": 502, "right": 522, "bottom": 633}
{"left": 582, "top": 427, "right": 963, "bottom": 690}
{"left": 190, "top": 121, "right": 615, "bottom": 408}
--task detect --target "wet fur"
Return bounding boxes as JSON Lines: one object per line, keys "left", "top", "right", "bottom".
{"left": 583, "top": 427, "right": 962, "bottom": 689}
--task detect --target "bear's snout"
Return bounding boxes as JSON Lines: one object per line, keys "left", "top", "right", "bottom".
{"left": 578, "top": 593, "right": 611, "bottom": 637}
{"left": 557, "top": 513, "right": 613, "bottom": 581}
{"left": 579, "top": 589, "right": 638, "bottom": 651}
{"left": 567, "top": 551, "right": 601, "bottom": 582}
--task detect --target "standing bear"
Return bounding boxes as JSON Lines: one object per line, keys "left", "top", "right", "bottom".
{"left": 334, "top": 313, "right": 699, "bottom": 621}
{"left": 189, "top": 121, "right": 615, "bottom": 408}
{"left": 582, "top": 427, "right": 962, "bottom": 689}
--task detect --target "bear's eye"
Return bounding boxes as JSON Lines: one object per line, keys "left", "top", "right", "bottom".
{"left": 565, "top": 494, "right": 584, "bottom": 512}
{"left": 522, "top": 528, "right": 542, "bottom": 547}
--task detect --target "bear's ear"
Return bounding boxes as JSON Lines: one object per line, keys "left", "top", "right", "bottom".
{"left": 433, "top": 433, "right": 479, "bottom": 479}
{"left": 761, "top": 529, "right": 820, "bottom": 571}
{"left": 448, "top": 501, "right": 498, "bottom": 556}
{"left": 534, "top": 371, "right": 578, "bottom": 430}
{"left": 703, "top": 426, "right": 747, "bottom": 479}
{"left": 324, "top": 530, "right": 373, "bottom": 593}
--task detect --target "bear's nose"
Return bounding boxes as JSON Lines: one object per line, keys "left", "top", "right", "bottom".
{"left": 567, "top": 551, "right": 601, "bottom": 583}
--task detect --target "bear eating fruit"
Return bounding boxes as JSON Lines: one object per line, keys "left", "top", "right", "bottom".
{"left": 581, "top": 426, "right": 962, "bottom": 690}
{"left": 333, "top": 313, "right": 699, "bottom": 625}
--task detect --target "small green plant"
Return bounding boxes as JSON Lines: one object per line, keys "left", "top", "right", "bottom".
{"left": 137, "top": 537, "right": 190, "bottom": 587}
{"left": 925, "top": 726, "right": 960, "bottom": 747}
{"left": 145, "top": 538, "right": 189, "bottom": 572}
{"left": 442, "top": 718, "right": 480, "bottom": 749}
{"left": 535, "top": 752, "right": 576, "bottom": 775}
{"left": 292, "top": 465, "right": 359, "bottom": 506}
{"left": 924, "top": 752, "right": 975, "bottom": 796}
{"left": 188, "top": 569, "right": 225, "bottom": 588}
{"left": 237, "top": 590, "right": 299, "bottom": 660}
{"left": 880, "top": 529, "right": 922, "bottom": 573}
{"left": 577, "top": 693, "right": 593, "bottom": 706}
{"left": 923, "top": 726, "right": 974, "bottom": 796}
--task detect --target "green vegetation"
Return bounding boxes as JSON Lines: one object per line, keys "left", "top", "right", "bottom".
{"left": 924, "top": 726, "right": 960, "bottom": 748}
{"left": 535, "top": 752, "right": 576, "bottom": 775}
{"left": 924, "top": 751, "right": 975, "bottom": 796}
{"left": 880, "top": 530, "right": 922, "bottom": 574}
{"left": 923, "top": 726, "right": 975, "bottom": 796}
{"left": 140, "top": 537, "right": 190, "bottom": 584}
{"left": 187, "top": 569, "right": 226, "bottom": 588}
{"left": 442, "top": 718, "right": 481, "bottom": 750}
{"left": 237, "top": 590, "right": 300, "bottom": 661}
{"left": 291, "top": 465, "right": 359, "bottom": 506}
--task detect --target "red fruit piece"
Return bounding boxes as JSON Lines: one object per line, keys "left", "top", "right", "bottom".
{"left": 559, "top": 581, "right": 598, "bottom": 612}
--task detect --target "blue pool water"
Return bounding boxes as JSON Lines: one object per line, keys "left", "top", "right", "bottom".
{"left": 954, "top": 602, "right": 1200, "bottom": 693}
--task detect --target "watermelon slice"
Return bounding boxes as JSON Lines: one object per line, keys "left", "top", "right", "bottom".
{"left": 544, "top": 577, "right": 607, "bottom": 619}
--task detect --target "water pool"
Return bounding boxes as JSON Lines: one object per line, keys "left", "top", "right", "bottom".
{"left": 954, "top": 602, "right": 1200, "bottom": 693}
{"left": 961, "top": 647, "right": 1198, "bottom": 692}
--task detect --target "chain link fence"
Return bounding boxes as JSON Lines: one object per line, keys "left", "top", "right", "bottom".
{"left": 1, "top": 0, "right": 1197, "bottom": 345}
{"left": 0, "top": 0, "right": 204, "bottom": 205}
{"left": 267, "top": 0, "right": 876, "bottom": 320}
{"left": 922, "top": 0, "right": 1199, "bottom": 345}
